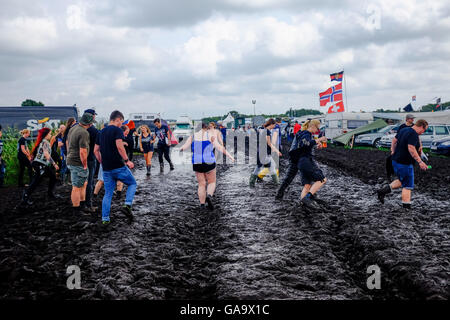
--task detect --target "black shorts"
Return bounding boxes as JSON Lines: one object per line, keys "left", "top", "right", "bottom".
{"left": 298, "top": 157, "right": 325, "bottom": 185}
{"left": 193, "top": 163, "right": 216, "bottom": 173}
{"left": 142, "top": 143, "right": 154, "bottom": 153}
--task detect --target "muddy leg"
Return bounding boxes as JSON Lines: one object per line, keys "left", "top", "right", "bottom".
{"left": 196, "top": 172, "right": 207, "bottom": 204}
{"left": 309, "top": 177, "right": 327, "bottom": 195}
{"left": 205, "top": 169, "right": 217, "bottom": 196}
{"left": 301, "top": 184, "right": 311, "bottom": 199}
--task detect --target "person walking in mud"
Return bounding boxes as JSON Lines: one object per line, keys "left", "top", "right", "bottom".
{"left": 21, "top": 128, "right": 59, "bottom": 205}
{"left": 280, "top": 119, "right": 327, "bottom": 209}
{"left": 61, "top": 117, "right": 76, "bottom": 185}
{"left": 17, "top": 129, "right": 33, "bottom": 187}
{"left": 179, "top": 122, "right": 234, "bottom": 210}
{"left": 82, "top": 109, "right": 99, "bottom": 213}
{"left": 154, "top": 118, "right": 174, "bottom": 172}
{"left": 249, "top": 118, "right": 282, "bottom": 188}
{"left": 386, "top": 114, "right": 417, "bottom": 180}
{"left": 139, "top": 125, "right": 155, "bottom": 176}
{"left": 377, "top": 119, "right": 429, "bottom": 210}
{"left": 94, "top": 110, "right": 136, "bottom": 224}
{"left": 66, "top": 112, "right": 95, "bottom": 213}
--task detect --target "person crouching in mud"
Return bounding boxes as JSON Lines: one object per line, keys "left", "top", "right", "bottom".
{"left": 377, "top": 119, "right": 429, "bottom": 210}
{"left": 249, "top": 118, "right": 282, "bottom": 187}
{"left": 283, "top": 119, "right": 327, "bottom": 209}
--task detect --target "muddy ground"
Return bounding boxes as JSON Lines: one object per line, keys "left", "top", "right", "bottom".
{"left": 0, "top": 145, "right": 448, "bottom": 300}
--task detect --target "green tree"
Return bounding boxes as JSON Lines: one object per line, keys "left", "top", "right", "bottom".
{"left": 21, "top": 99, "right": 44, "bottom": 106}
{"left": 420, "top": 101, "right": 449, "bottom": 112}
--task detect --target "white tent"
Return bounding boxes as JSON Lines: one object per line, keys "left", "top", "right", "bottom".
{"left": 222, "top": 113, "right": 235, "bottom": 129}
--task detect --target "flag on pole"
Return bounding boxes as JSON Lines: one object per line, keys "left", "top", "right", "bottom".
{"left": 403, "top": 103, "right": 413, "bottom": 112}
{"left": 330, "top": 71, "right": 344, "bottom": 82}
{"left": 435, "top": 97, "right": 441, "bottom": 110}
{"left": 319, "top": 83, "right": 343, "bottom": 106}
{"left": 412, "top": 95, "right": 416, "bottom": 101}
{"left": 319, "top": 88, "right": 332, "bottom": 106}
{"left": 328, "top": 101, "right": 345, "bottom": 113}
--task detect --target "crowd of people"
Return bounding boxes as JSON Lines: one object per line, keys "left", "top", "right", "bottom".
{"left": 0, "top": 110, "right": 431, "bottom": 225}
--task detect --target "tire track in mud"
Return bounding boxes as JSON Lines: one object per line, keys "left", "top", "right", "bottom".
{"left": 211, "top": 161, "right": 369, "bottom": 299}
{"left": 290, "top": 160, "right": 450, "bottom": 300}
{"left": 1, "top": 149, "right": 447, "bottom": 299}
{"left": 74, "top": 153, "right": 237, "bottom": 299}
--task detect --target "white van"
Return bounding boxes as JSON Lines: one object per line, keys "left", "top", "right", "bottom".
{"left": 325, "top": 112, "right": 374, "bottom": 139}
{"left": 173, "top": 115, "right": 193, "bottom": 142}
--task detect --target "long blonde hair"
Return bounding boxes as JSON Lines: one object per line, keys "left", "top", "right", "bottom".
{"left": 140, "top": 125, "right": 151, "bottom": 135}
{"left": 302, "top": 119, "right": 321, "bottom": 131}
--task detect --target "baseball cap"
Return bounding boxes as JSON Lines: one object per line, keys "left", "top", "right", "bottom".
{"left": 84, "top": 108, "right": 97, "bottom": 116}
{"left": 406, "top": 114, "right": 415, "bottom": 120}
{"left": 80, "top": 113, "right": 96, "bottom": 125}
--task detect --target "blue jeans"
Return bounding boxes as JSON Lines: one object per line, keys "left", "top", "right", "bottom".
{"left": 102, "top": 166, "right": 137, "bottom": 222}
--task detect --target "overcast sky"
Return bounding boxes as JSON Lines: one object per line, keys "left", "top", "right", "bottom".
{"left": 0, "top": 0, "right": 449, "bottom": 119}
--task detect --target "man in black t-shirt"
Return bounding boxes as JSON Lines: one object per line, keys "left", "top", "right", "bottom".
{"left": 391, "top": 113, "right": 415, "bottom": 155}
{"left": 154, "top": 118, "right": 174, "bottom": 172}
{"left": 377, "top": 119, "right": 429, "bottom": 209}
{"left": 94, "top": 110, "right": 136, "bottom": 225}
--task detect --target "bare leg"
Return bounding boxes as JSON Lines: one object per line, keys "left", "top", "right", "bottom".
{"left": 71, "top": 187, "right": 82, "bottom": 207}
{"left": 117, "top": 181, "right": 124, "bottom": 192}
{"left": 390, "top": 179, "right": 402, "bottom": 190}
{"left": 309, "top": 177, "right": 327, "bottom": 195}
{"left": 148, "top": 152, "right": 153, "bottom": 165}
{"left": 94, "top": 180, "right": 103, "bottom": 195}
{"left": 401, "top": 188, "right": 411, "bottom": 203}
{"left": 80, "top": 181, "right": 87, "bottom": 202}
{"left": 205, "top": 169, "right": 217, "bottom": 196}
{"left": 195, "top": 172, "right": 207, "bottom": 204}
{"left": 301, "top": 184, "right": 311, "bottom": 199}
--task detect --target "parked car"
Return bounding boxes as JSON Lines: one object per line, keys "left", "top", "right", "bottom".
{"left": 431, "top": 136, "right": 450, "bottom": 155}
{"left": 355, "top": 125, "right": 398, "bottom": 147}
{"left": 379, "top": 124, "right": 450, "bottom": 148}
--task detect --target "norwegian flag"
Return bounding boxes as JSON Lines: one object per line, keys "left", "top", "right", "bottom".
{"left": 328, "top": 101, "right": 345, "bottom": 113}
{"left": 319, "top": 83, "right": 343, "bottom": 106}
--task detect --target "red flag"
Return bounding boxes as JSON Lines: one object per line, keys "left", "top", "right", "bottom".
{"left": 319, "top": 87, "right": 332, "bottom": 106}
{"left": 328, "top": 101, "right": 345, "bottom": 113}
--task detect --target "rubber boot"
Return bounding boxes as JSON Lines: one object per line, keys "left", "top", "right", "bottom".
{"left": 271, "top": 174, "right": 280, "bottom": 185}
{"left": 377, "top": 185, "right": 391, "bottom": 204}
{"left": 21, "top": 191, "right": 33, "bottom": 206}
{"left": 160, "top": 162, "right": 164, "bottom": 173}
{"left": 275, "top": 186, "right": 285, "bottom": 200}
{"left": 169, "top": 161, "right": 174, "bottom": 171}
{"left": 146, "top": 165, "right": 151, "bottom": 176}
{"left": 249, "top": 174, "right": 257, "bottom": 188}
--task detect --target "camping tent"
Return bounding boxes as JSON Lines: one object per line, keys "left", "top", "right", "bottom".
{"left": 333, "top": 119, "right": 388, "bottom": 145}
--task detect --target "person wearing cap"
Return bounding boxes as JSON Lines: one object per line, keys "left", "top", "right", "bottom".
{"left": 84, "top": 109, "right": 99, "bottom": 212}
{"left": 66, "top": 112, "right": 95, "bottom": 213}
{"left": 377, "top": 119, "right": 429, "bottom": 210}
{"left": 391, "top": 114, "right": 415, "bottom": 155}
{"left": 387, "top": 113, "right": 423, "bottom": 180}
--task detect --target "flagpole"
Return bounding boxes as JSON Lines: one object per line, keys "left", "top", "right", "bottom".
{"left": 343, "top": 67, "right": 349, "bottom": 113}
